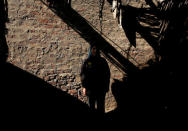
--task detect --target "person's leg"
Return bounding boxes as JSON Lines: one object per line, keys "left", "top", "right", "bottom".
{"left": 96, "top": 92, "right": 106, "bottom": 114}
{"left": 88, "top": 92, "right": 96, "bottom": 111}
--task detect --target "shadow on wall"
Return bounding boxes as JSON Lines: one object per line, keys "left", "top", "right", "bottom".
{"left": 106, "top": 0, "right": 188, "bottom": 123}
{"left": 145, "top": 0, "right": 158, "bottom": 9}
{"left": 120, "top": 5, "right": 161, "bottom": 56}
{"left": 106, "top": 0, "right": 161, "bottom": 57}
{"left": 1, "top": 63, "right": 95, "bottom": 124}
{"left": 2, "top": 0, "right": 187, "bottom": 125}
{"left": 41, "top": 0, "right": 139, "bottom": 75}
{"left": 0, "top": 0, "right": 106, "bottom": 127}
{"left": 108, "top": 62, "right": 170, "bottom": 122}
{"left": 0, "top": 0, "right": 9, "bottom": 64}
{"left": 108, "top": 60, "right": 187, "bottom": 123}
{"left": 42, "top": 0, "right": 188, "bottom": 123}
{"left": 121, "top": 5, "right": 138, "bottom": 47}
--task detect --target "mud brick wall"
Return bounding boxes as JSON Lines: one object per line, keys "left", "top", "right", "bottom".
{"left": 5, "top": 0, "right": 155, "bottom": 112}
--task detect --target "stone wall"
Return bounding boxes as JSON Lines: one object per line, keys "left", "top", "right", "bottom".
{"left": 5, "top": 0, "right": 155, "bottom": 112}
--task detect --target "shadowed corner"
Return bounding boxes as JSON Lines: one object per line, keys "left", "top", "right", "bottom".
{"left": 40, "top": 0, "right": 187, "bottom": 123}
{"left": 0, "top": 0, "right": 9, "bottom": 65}
{"left": 1, "top": 62, "right": 105, "bottom": 128}
{"left": 2, "top": 0, "right": 188, "bottom": 127}
{"left": 0, "top": 0, "right": 106, "bottom": 127}
{"left": 105, "top": 0, "right": 188, "bottom": 124}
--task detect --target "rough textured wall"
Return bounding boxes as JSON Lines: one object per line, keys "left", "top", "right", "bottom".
{"left": 6, "top": 0, "right": 155, "bottom": 112}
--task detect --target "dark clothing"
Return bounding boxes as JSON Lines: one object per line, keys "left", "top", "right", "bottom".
{"left": 81, "top": 56, "right": 110, "bottom": 93}
{"left": 80, "top": 55, "right": 110, "bottom": 113}
{"left": 88, "top": 91, "right": 106, "bottom": 113}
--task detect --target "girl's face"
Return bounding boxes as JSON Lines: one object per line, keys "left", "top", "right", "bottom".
{"left": 91, "top": 46, "right": 97, "bottom": 56}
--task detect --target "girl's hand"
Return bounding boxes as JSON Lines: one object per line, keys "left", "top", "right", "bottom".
{"left": 83, "top": 88, "right": 86, "bottom": 96}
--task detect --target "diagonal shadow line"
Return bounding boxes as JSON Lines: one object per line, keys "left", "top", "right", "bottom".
{"left": 136, "top": 21, "right": 160, "bottom": 56}
{"left": 40, "top": 0, "right": 139, "bottom": 74}
{"left": 1, "top": 1, "right": 107, "bottom": 122}
{"left": 0, "top": 0, "right": 9, "bottom": 64}
{"left": 1, "top": 62, "right": 97, "bottom": 123}
{"left": 120, "top": 5, "right": 161, "bottom": 56}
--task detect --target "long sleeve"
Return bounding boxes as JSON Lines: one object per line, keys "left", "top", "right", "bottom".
{"left": 80, "top": 61, "right": 88, "bottom": 89}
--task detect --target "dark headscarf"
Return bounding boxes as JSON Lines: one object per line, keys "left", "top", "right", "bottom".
{"left": 88, "top": 45, "right": 100, "bottom": 59}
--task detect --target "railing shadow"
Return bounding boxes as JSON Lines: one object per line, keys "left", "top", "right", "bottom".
{"left": 41, "top": 0, "right": 139, "bottom": 75}
{"left": 41, "top": 0, "right": 188, "bottom": 123}
{"left": 2, "top": 0, "right": 187, "bottom": 124}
